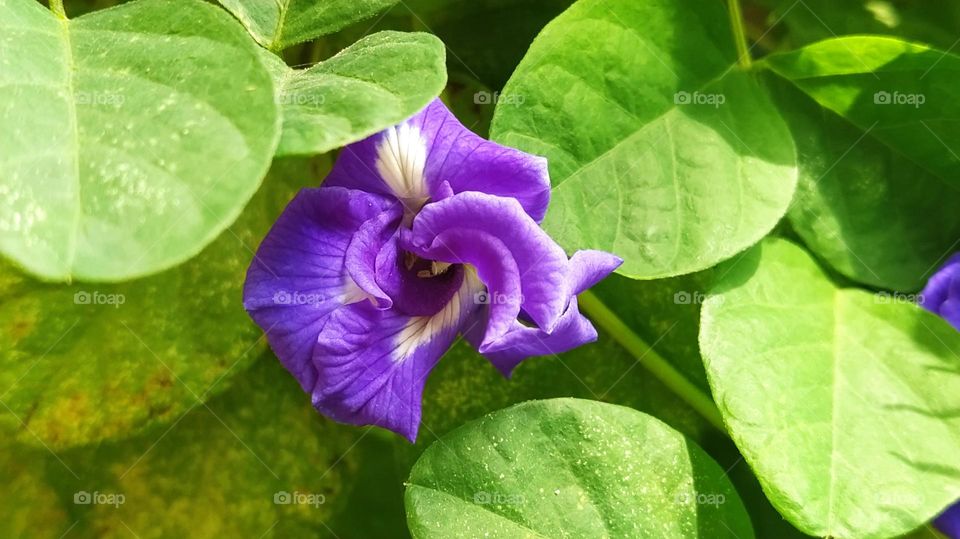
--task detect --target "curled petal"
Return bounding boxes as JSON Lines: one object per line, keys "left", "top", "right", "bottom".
{"left": 344, "top": 205, "right": 402, "bottom": 309}
{"left": 243, "top": 187, "right": 394, "bottom": 392}
{"left": 311, "top": 272, "right": 482, "bottom": 441}
{"left": 470, "top": 251, "right": 623, "bottom": 377}
{"left": 404, "top": 228, "right": 523, "bottom": 347}
{"left": 405, "top": 191, "right": 569, "bottom": 338}
{"left": 325, "top": 99, "right": 551, "bottom": 221}
{"left": 373, "top": 229, "right": 468, "bottom": 317}
{"left": 568, "top": 250, "right": 625, "bottom": 294}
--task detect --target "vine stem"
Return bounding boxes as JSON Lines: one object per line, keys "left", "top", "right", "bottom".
{"left": 727, "top": 0, "right": 752, "bottom": 69}
{"left": 49, "top": 0, "right": 67, "bottom": 19}
{"left": 577, "top": 290, "right": 728, "bottom": 434}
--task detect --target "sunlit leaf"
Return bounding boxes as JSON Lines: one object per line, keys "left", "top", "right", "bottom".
{"left": 406, "top": 399, "right": 754, "bottom": 538}
{"left": 0, "top": 0, "right": 280, "bottom": 281}
{"left": 700, "top": 237, "right": 960, "bottom": 538}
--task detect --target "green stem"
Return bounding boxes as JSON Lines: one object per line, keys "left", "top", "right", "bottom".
{"left": 727, "top": 0, "right": 752, "bottom": 69}
{"left": 49, "top": 0, "right": 67, "bottom": 19}
{"left": 578, "top": 290, "right": 728, "bottom": 434}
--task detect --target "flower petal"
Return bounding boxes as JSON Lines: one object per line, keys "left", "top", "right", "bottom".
{"left": 403, "top": 227, "right": 523, "bottom": 346}
{"left": 373, "top": 228, "right": 469, "bottom": 317}
{"left": 468, "top": 250, "right": 623, "bottom": 376}
{"left": 325, "top": 99, "right": 551, "bottom": 221}
{"left": 467, "top": 297, "right": 598, "bottom": 377}
{"left": 243, "top": 187, "right": 394, "bottom": 392}
{"left": 567, "top": 250, "right": 625, "bottom": 294}
{"left": 405, "top": 191, "right": 569, "bottom": 339}
{"left": 921, "top": 253, "right": 960, "bottom": 330}
{"left": 310, "top": 271, "right": 482, "bottom": 441}
{"left": 937, "top": 502, "right": 960, "bottom": 539}
{"left": 344, "top": 205, "right": 402, "bottom": 309}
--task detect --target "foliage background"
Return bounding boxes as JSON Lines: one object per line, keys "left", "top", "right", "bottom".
{"left": 2, "top": 0, "right": 958, "bottom": 537}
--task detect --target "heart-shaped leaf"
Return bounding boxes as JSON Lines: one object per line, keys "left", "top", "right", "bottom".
{"left": 0, "top": 0, "right": 280, "bottom": 282}
{"left": 767, "top": 76, "right": 960, "bottom": 292}
{"left": 764, "top": 36, "right": 960, "bottom": 186}
{"left": 264, "top": 31, "right": 447, "bottom": 157}
{"left": 490, "top": 0, "right": 797, "bottom": 279}
{"left": 700, "top": 237, "right": 960, "bottom": 538}
{"left": 406, "top": 399, "right": 754, "bottom": 538}
{"left": 218, "top": 0, "right": 398, "bottom": 51}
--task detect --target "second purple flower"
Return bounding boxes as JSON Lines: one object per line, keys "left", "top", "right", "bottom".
{"left": 243, "top": 99, "right": 621, "bottom": 441}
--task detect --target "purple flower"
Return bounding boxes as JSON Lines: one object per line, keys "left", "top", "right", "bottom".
{"left": 920, "top": 253, "right": 960, "bottom": 330}
{"left": 937, "top": 505, "right": 960, "bottom": 539}
{"left": 243, "top": 99, "right": 621, "bottom": 441}
{"left": 920, "top": 254, "right": 960, "bottom": 538}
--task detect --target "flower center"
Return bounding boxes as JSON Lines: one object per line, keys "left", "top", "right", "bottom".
{"left": 403, "top": 251, "right": 452, "bottom": 279}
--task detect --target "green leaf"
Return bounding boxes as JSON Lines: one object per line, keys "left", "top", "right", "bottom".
{"left": 0, "top": 157, "right": 328, "bottom": 450}
{"left": 753, "top": 0, "right": 960, "bottom": 52}
{"left": 401, "top": 0, "right": 575, "bottom": 89}
{"left": 699, "top": 237, "right": 960, "bottom": 538}
{"left": 490, "top": 0, "right": 797, "bottom": 279}
{"left": 38, "top": 357, "right": 362, "bottom": 538}
{"left": 0, "top": 0, "right": 280, "bottom": 282}
{"left": 265, "top": 31, "right": 447, "bottom": 157}
{"left": 415, "top": 324, "right": 716, "bottom": 451}
{"left": 0, "top": 441, "right": 69, "bottom": 537}
{"left": 764, "top": 36, "right": 960, "bottom": 186}
{"left": 766, "top": 75, "right": 960, "bottom": 292}
{"left": 217, "top": 0, "right": 398, "bottom": 51}
{"left": 405, "top": 399, "right": 754, "bottom": 538}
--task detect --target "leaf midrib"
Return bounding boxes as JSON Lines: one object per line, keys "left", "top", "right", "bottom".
{"left": 270, "top": 0, "right": 292, "bottom": 51}
{"left": 518, "top": 62, "right": 738, "bottom": 192}
{"left": 58, "top": 15, "right": 81, "bottom": 276}
{"left": 826, "top": 291, "right": 842, "bottom": 534}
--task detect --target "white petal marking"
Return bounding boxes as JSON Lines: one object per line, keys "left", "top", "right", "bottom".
{"left": 393, "top": 268, "right": 482, "bottom": 362}
{"left": 341, "top": 275, "right": 377, "bottom": 306}
{"left": 375, "top": 123, "right": 429, "bottom": 202}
